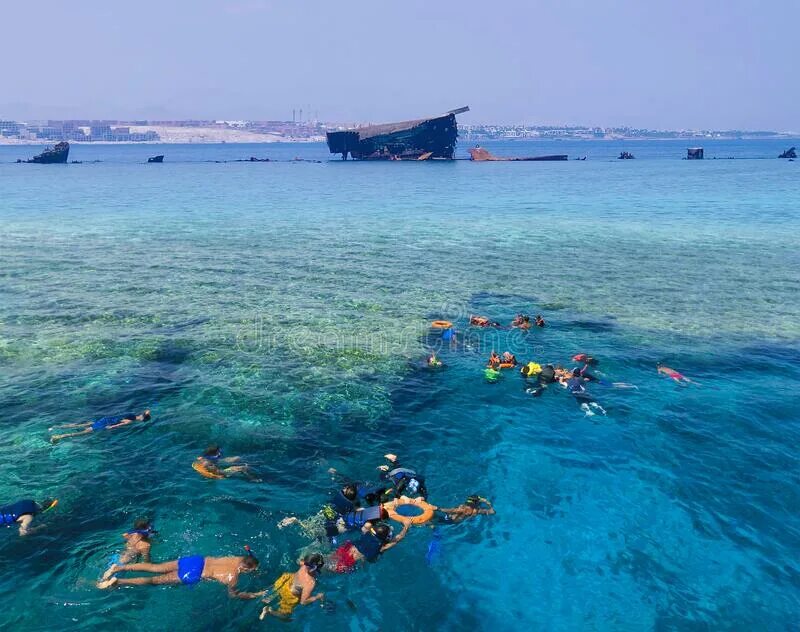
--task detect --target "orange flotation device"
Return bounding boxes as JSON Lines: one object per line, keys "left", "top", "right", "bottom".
{"left": 498, "top": 362, "right": 516, "bottom": 369}
{"left": 192, "top": 459, "right": 225, "bottom": 479}
{"left": 383, "top": 496, "right": 437, "bottom": 526}
{"left": 431, "top": 320, "right": 453, "bottom": 329}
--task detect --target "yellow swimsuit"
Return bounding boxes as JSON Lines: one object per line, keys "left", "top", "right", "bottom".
{"left": 271, "top": 572, "right": 301, "bottom": 614}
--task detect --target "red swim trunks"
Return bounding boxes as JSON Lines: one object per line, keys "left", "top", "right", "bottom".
{"left": 331, "top": 543, "right": 358, "bottom": 573}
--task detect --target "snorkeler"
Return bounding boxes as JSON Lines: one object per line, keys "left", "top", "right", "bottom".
{"left": 436, "top": 495, "right": 495, "bottom": 523}
{"left": 534, "top": 314, "right": 546, "bottom": 327}
{"left": 524, "top": 363, "right": 557, "bottom": 397}
{"left": 470, "top": 315, "right": 501, "bottom": 328}
{"left": 501, "top": 351, "right": 518, "bottom": 366}
{"left": 327, "top": 521, "right": 410, "bottom": 573}
{"left": 50, "top": 409, "right": 151, "bottom": 443}
{"left": 559, "top": 369, "right": 606, "bottom": 417}
{"left": 487, "top": 350, "right": 501, "bottom": 368}
{"left": 427, "top": 353, "right": 443, "bottom": 368}
{"left": 562, "top": 369, "right": 606, "bottom": 416}
{"left": 657, "top": 363, "right": 694, "bottom": 385}
{"left": 378, "top": 454, "right": 428, "bottom": 499}
{"left": 1, "top": 498, "right": 58, "bottom": 536}
{"left": 259, "top": 554, "right": 325, "bottom": 620}
{"left": 192, "top": 445, "right": 261, "bottom": 482}
{"left": 98, "top": 548, "right": 265, "bottom": 598}
{"left": 117, "top": 519, "right": 156, "bottom": 564}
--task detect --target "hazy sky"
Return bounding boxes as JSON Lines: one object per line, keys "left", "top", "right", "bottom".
{"left": 1, "top": 0, "right": 797, "bottom": 130}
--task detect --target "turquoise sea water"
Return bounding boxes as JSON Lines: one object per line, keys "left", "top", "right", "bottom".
{"left": 1, "top": 139, "right": 799, "bottom": 630}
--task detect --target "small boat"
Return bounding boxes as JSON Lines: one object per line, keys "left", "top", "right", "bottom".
{"left": 20, "top": 141, "right": 69, "bottom": 164}
{"left": 779, "top": 147, "right": 797, "bottom": 159}
{"left": 686, "top": 147, "right": 704, "bottom": 160}
{"left": 618, "top": 151, "right": 635, "bottom": 160}
{"left": 147, "top": 155, "right": 164, "bottom": 163}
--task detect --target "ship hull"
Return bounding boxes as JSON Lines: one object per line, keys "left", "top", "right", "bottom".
{"left": 327, "top": 112, "right": 459, "bottom": 160}
{"left": 27, "top": 142, "right": 69, "bottom": 164}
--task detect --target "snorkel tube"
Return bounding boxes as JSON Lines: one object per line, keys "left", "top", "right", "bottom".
{"left": 40, "top": 499, "right": 59, "bottom": 514}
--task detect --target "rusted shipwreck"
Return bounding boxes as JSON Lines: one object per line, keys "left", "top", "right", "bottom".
{"left": 469, "top": 146, "right": 568, "bottom": 162}
{"left": 326, "top": 107, "right": 469, "bottom": 160}
{"left": 18, "top": 141, "right": 70, "bottom": 164}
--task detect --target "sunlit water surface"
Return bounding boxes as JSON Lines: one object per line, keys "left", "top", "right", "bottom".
{"left": 1, "top": 139, "right": 799, "bottom": 630}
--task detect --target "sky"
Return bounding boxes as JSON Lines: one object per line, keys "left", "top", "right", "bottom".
{"left": 1, "top": 0, "right": 797, "bottom": 130}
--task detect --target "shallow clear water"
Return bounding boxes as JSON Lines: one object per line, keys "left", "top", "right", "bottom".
{"left": 1, "top": 140, "right": 799, "bottom": 630}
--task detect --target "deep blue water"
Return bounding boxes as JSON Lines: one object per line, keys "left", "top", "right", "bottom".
{"left": 1, "top": 139, "right": 799, "bottom": 630}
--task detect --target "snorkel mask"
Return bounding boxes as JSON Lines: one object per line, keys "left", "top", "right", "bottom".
{"left": 465, "top": 495, "right": 481, "bottom": 507}
{"left": 207, "top": 449, "right": 223, "bottom": 461}
{"left": 127, "top": 523, "right": 157, "bottom": 537}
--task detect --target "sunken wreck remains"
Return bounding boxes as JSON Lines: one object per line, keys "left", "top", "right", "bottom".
{"left": 326, "top": 107, "right": 468, "bottom": 160}
{"left": 19, "top": 141, "right": 70, "bottom": 164}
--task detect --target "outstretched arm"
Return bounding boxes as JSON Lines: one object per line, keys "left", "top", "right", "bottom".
{"left": 381, "top": 523, "right": 411, "bottom": 553}
{"left": 228, "top": 585, "right": 267, "bottom": 600}
{"left": 106, "top": 419, "right": 134, "bottom": 430}
{"left": 300, "top": 583, "right": 324, "bottom": 605}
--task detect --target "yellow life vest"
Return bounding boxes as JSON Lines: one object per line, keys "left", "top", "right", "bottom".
{"left": 525, "top": 362, "right": 542, "bottom": 375}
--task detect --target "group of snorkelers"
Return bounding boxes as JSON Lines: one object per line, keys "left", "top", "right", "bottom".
{"left": 432, "top": 312, "right": 695, "bottom": 416}
{"left": 470, "top": 313, "right": 546, "bottom": 329}
{"left": 271, "top": 454, "right": 494, "bottom": 616}
{"left": 7, "top": 420, "right": 494, "bottom": 621}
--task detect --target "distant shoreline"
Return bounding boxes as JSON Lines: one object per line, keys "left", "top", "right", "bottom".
{"left": 1, "top": 135, "right": 796, "bottom": 147}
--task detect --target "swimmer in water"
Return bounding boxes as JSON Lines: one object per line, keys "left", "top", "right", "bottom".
{"left": 534, "top": 314, "right": 546, "bottom": 327}
{"left": 327, "top": 522, "right": 411, "bottom": 573}
{"left": 0, "top": 498, "right": 57, "bottom": 536}
{"left": 259, "top": 553, "right": 325, "bottom": 620}
{"left": 436, "top": 495, "right": 495, "bottom": 523}
{"left": 50, "top": 410, "right": 151, "bottom": 443}
{"left": 501, "top": 351, "right": 518, "bottom": 366}
{"left": 488, "top": 350, "right": 501, "bottom": 368}
{"left": 378, "top": 454, "right": 428, "bottom": 499}
{"left": 562, "top": 369, "right": 606, "bottom": 416}
{"left": 524, "top": 363, "right": 557, "bottom": 397}
{"left": 193, "top": 445, "right": 262, "bottom": 482}
{"left": 98, "top": 549, "right": 265, "bottom": 598}
{"left": 470, "top": 315, "right": 501, "bottom": 328}
{"left": 118, "top": 519, "right": 156, "bottom": 564}
{"left": 427, "top": 353, "right": 443, "bottom": 367}
{"left": 657, "top": 363, "right": 694, "bottom": 385}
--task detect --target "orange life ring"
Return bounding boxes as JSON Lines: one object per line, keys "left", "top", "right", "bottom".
{"left": 383, "top": 496, "right": 437, "bottom": 526}
{"left": 498, "top": 362, "right": 516, "bottom": 369}
{"left": 431, "top": 320, "right": 453, "bottom": 329}
{"left": 192, "top": 459, "right": 225, "bottom": 479}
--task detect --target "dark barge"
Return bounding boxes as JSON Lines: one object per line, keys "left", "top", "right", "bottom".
{"left": 19, "top": 141, "right": 70, "bottom": 164}
{"left": 326, "top": 107, "right": 469, "bottom": 160}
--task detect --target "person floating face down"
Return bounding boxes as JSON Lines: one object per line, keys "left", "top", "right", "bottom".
{"left": 118, "top": 519, "right": 157, "bottom": 564}
{"left": 260, "top": 553, "right": 325, "bottom": 620}
{"left": 436, "top": 495, "right": 496, "bottom": 524}
{"left": 193, "top": 445, "right": 261, "bottom": 482}
{"left": 563, "top": 368, "right": 607, "bottom": 416}
{"left": 378, "top": 454, "right": 428, "bottom": 500}
{"left": 657, "top": 363, "right": 694, "bottom": 385}
{"left": 98, "top": 547, "right": 265, "bottom": 599}
{"left": 327, "top": 521, "right": 411, "bottom": 574}
{"left": 0, "top": 498, "right": 57, "bottom": 536}
{"left": 50, "top": 410, "right": 151, "bottom": 443}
